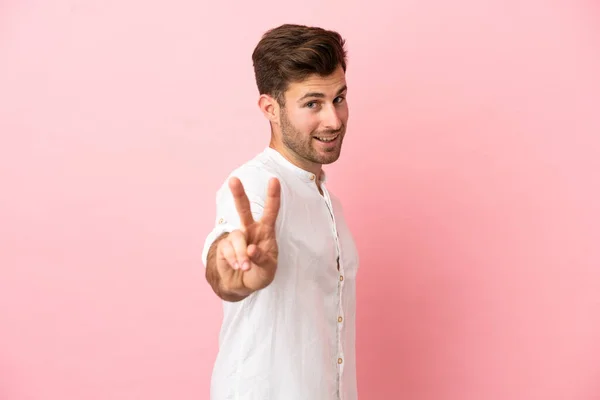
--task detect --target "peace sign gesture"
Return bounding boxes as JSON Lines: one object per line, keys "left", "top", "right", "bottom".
{"left": 213, "top": 176, "right": 281, "bottom": 299}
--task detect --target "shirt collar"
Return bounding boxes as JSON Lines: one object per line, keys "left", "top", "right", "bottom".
{"left": 263, "top": 147, "right": 327, "bottom": 184}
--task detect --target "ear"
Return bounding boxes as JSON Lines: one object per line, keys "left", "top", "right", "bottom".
{"left": 258, "top": 94, "right": 280, "bottom": 125}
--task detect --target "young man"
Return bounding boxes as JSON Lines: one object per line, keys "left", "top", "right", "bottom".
{"left": 202, "top": 24, "right": 359, "bottom": 400}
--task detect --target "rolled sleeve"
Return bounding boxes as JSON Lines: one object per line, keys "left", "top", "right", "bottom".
{"left": 201, "top": 168, "right": 269, "bottom": 268}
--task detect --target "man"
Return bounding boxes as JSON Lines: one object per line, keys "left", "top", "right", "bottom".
{"left": 202, "top": 24, "right": 359, "bottom": 400}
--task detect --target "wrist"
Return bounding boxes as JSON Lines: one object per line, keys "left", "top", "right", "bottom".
{"left": 217, "top": 281, "right": 253, "bottom": 302}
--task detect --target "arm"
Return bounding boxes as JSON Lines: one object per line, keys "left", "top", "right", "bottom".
{"left": 203, "top": 176, "right": 281, "bottom": 303}
{"left": 205, "top": 232, "right": 252, "bottom": 302}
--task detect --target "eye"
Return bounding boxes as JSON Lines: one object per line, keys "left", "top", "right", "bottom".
{"left": 334, "top": 96, "right": 346, "bottom": 104}
{"left": 305, "top": 101, "right": 318, "bottom": 109}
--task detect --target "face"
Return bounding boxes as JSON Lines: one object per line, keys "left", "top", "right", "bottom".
{"left": 261, "top": 65, "right": 349, "bottom": 174}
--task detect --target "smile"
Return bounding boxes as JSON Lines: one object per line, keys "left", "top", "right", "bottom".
{"left": 314, "top": 134, "right": 339, "bottom": 143}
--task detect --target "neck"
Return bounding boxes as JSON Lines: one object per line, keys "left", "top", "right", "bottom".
{"left": 268, "top": 139, "right": 323, "bottom": 177}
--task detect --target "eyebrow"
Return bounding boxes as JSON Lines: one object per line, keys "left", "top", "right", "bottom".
{"left": 297, "top": 85, "right": 348, "bottom": 103}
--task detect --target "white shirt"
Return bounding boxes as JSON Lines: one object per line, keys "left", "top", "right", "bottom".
{"left": 202, "top": 147, "right": 359, "bottom": 400}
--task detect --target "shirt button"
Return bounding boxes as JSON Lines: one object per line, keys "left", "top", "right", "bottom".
{"left": 339, "top": 275, "right": 344, "bottom": 281}
{"left": 309, "top": 174, "right": 315, "bottom": 181}
{"left": 338, "top": 358, "right": 343, "bottom": 364}
{"left": 338, "top": 316, "right": 343, "bottom": 323}
{"left": 218, "top": 218, "right": 224, "bottom": 224}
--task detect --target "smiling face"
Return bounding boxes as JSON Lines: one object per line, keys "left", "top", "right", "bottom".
{"left": 259, "top": 65, "right": 349, "bottom": 175}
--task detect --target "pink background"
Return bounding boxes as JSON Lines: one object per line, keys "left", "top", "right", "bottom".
{"left": 1, "top": 1, "right": 600, "bottom": 399}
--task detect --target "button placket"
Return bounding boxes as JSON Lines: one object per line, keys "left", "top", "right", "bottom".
{"left": 323, "top": 184, "right": 346, "bottom": 400}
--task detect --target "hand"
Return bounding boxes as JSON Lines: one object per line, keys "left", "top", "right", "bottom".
{"left": 215, "top": 176, "right": 281, "bottom": 297}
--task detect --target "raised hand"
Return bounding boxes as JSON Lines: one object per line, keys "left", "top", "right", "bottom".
{"left": 215, "top": 176, "right": 281, "bottom": 297}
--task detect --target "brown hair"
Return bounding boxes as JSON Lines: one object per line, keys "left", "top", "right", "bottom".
{"left": 252, "top": 24, "right": 347, "bottom": 106}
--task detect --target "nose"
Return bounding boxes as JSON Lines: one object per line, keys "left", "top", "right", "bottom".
{"left": 323, "top": 105, "right": 343, "bottom": 131}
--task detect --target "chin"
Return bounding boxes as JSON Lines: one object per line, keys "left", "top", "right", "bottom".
{"left": 316, "top": 152, "right": 341, "bottom": 165}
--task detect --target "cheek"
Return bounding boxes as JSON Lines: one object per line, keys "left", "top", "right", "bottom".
{"left": 339, "top": 104, "right": 350, "bottom": 122}
{"left": 289, "top": 110, "right": 320, "bottom": 135}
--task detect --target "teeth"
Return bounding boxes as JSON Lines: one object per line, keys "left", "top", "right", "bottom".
{"left": 316, "top": 135, "right": 338, "bottom": 142}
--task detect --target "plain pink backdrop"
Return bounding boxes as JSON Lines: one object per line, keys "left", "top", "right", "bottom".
{"left": 1, "top": 1, "right": 600, "bottom": 399}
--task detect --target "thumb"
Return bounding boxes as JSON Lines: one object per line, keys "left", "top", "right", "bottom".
{"left": 248, "top": 244, "right": 263, "bottom": 265}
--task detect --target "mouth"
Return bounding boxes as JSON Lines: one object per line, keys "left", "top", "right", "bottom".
{"left": 313, "top": 134, "right": 340, "bottom": 143}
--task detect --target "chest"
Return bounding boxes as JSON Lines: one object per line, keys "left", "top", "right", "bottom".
{"left": 278, "top": 190, "right": 359, "bottom": 281}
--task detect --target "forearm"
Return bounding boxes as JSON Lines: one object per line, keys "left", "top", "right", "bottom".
{"left": 205, "top": 233, "right": 250, "bottom": 302}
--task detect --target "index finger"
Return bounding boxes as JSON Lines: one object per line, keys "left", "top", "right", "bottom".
{"left": 228, "top": 176, "right": 254, "bottom": 228}
{"left": 260, "top": 177, "right": 281, "bottom": 227}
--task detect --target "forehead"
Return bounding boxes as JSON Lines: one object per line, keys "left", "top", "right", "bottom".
{"left": 285, "top": 66, "right": 347, "bottom": 99}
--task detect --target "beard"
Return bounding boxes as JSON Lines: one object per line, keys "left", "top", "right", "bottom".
{"left": 279, "top": 109, "right": 345, "bottom": 166}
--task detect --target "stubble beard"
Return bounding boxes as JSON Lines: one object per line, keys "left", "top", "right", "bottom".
{"left": 279, "top": 109, "right": 345, "bottom": 166}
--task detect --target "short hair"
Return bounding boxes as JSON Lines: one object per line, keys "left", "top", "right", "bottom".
{"left": 251, "top": 24, "right": 347, "bottom": 106}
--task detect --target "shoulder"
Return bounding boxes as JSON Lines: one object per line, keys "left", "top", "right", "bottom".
{"left": 215, "top": 152, "right": 285, "bottom": 205}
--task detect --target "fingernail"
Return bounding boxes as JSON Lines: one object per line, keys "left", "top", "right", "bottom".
{"left": 242, "top": 261, "right": 249, "bottom": 270}
{"left": 233, "top": 262, "right": 239, "bottom": 270}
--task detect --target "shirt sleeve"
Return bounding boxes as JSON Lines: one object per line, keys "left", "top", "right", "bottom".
{"left": 201, "top": 166, "right": 273, "bottom": 268}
